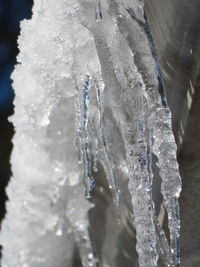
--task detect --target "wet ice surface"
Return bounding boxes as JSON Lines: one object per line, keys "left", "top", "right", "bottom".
{"left": 0, "top": 1, "right": 181, "bottom": 267}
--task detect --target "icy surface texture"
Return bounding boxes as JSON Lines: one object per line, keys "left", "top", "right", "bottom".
{"left": 0, "top": 0, "right": 181, "bottom": 267}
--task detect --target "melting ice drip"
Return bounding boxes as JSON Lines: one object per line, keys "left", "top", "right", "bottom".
{"left": 0, "top": 1, "right": 181, "bottom": 267}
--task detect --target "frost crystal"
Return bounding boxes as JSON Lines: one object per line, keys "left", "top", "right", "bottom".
{"left": 0, "top": 0, "right": 181, "bottom": 267}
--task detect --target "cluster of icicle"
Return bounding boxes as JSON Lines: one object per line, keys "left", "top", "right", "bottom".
{"left": 0, "top": 0, "right": 181, "bottom": 267}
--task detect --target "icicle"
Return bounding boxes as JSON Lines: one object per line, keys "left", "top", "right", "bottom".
{"left": 75, "top": 74, "right": 96, "bottom": 198}
{"left": 95, "top": 79, "right": 120, "bottom": 207}
{"left": 95, "top": 0, "right": 102, "bottom": 22}
{"left": 120, "top": 83, "right": 158, "bottom": 267}
{"left": 152, "top": 107, "right": 181, "bottom": 266}
{"left": 81, "top": 75, "right": 95, "bottom": 198}
{"left": 86, "top": 9, "right": 159, "bottom": 263}
{"left": 125, "top": 127, "right": 158, "bottom": 266}
{"left": 123, "top": 4, "right": 182, "bottom": 265}
{"left": 140, "top": 7, "right": 181, "bottom": 265}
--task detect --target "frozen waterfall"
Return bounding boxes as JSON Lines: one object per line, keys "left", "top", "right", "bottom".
{"left": 0, "top": 0, "right": 181, "bottom": 267}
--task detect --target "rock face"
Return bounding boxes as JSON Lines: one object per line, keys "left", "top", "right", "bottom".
{"left": 0, "top": 0, "right": 199, "bottom": 267}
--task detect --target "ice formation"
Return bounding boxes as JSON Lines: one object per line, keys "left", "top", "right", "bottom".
{"left": 0, "top": 0, "right": 181, "bottom": 267}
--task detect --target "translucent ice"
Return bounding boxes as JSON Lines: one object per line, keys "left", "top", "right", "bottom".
{"left": 0, "top": 0, "right": 181, "bottom": 267}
